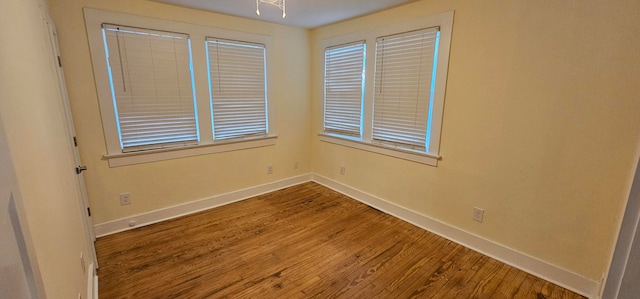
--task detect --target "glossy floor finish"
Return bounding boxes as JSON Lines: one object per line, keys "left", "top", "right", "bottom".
{"left": 95, "top": 182, "right": 586, "bottom": 298}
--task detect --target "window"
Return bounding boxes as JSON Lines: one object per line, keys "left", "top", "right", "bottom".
{"left": 324, "top": 42, "right": 366, "bottom": 138}
{"left": 102, "top": 25, "right": 198, "bottom": 152}
{"left": 320, "top": 11, "right": 453, "bottom": 166}
{"left": 207, "top": 38, "right": 268, "bottom": 140}
{"left": 373, "top": 28, "right": 439, "bottom": 152}
{"left": 84, "top": 9, "right": 276, "bottom": 167}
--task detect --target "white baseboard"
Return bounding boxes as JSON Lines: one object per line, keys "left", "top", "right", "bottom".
{"left": 93, "top": 174, "right": 312, "bottom": 237}
{"left": 311, "top": 174, "right": 600, "bottom": 299}
{"left": 92, "top": 172, "right": 599, "bottom": 298}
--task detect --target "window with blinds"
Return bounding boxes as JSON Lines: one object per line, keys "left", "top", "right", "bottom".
{"left": 207, "top": 38, "right": 268, "bottom": 140}
{"left": 102, "top": 24, "right": 198, "bottom": 152}
{"left": 372, "top": 27, "right": 440, "bottom": 151}
{"left": 324, "top": 42, "right": 366, "bottom": 138}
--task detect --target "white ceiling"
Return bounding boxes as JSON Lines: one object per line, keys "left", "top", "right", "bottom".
{"left": 151, "top": 0, "right": 420, "bottom": 28}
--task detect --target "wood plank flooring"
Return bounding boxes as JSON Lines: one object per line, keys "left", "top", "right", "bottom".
{"left": 95, "top": 182, "right": 586, "bottom": 299}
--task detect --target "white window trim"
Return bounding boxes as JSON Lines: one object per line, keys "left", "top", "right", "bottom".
{"left": 319, "top": 133, "right": 440, "bottom": 166}
{"left": 84, "top": 8, "right": 277, "bottom": 167}
{"left": 104, "top": 136, "right": 277, "bottom": 167}
{"left": 319, "top": 11, "right": 454, "bottom": 166}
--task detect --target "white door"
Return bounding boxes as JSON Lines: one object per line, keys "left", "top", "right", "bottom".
{"left": 45, "top": 20, "right": 98, "bottom": 268}
{"left": 603, "top": 156, "right": 640, "bottom": 298}
{"left": 0, "top": 119, "right": 40, "bottom": 299}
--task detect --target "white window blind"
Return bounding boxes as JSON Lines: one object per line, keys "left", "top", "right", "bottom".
{"left": 102, "top": 24, "right": 198, "bottom": 152}
{"left": 324, "top": 42, "right": 366, "bottom": 137}
{"left": 373, "top": 27, "right": 440, "bottom": 151}
{"left": 207, "top": 38, "right": 267, "bottom": 140}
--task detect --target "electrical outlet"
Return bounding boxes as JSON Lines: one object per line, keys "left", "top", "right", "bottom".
{"left": 119, "top": 192, "right": 131, "bottom": 206}
{"left": 294, "top": 161, "right": 299, "bottom": 169}
{"left": 473, "top": 207, "right": 484, "bottom": 222}
{"left": 340, "top": 166, "right": 346, "bottom": 175}
{"left": 267, "top": 165, "right": 273, "bottom": 174}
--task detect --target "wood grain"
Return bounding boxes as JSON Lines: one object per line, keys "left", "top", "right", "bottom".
{"left": 96, "top": 182, "right": 586, "bottom": 299}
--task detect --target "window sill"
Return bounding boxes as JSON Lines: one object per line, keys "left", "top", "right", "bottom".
{"left": 103, "top": 136, "right": 277, "bottom": 167}
{"left": 318, "top": 133, "right": 440, "bottom": 166}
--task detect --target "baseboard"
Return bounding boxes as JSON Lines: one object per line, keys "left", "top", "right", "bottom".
{"left": 93, "top": 174, "right": 312, "bottom": 237}
{"left": 311, "top": 174, "right": 600, "bottom": 299}
{"left": 92, "top": 172, "right": 599, "bottom": 298}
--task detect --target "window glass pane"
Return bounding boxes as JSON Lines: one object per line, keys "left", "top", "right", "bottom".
{"left": 373, "top": 27, "right": 439, "bottom": 151}
{"left": 207, "top": 38, "right": 267, "bottom": 140}
{"left": 324, "top": 42, "right": 366, "bottom": 137}
{"left": 102, "top": 24, "right": 198, "bottom": 152}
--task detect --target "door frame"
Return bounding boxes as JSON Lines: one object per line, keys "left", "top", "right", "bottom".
{"left": 602, "top": 154, "right": 640, "bottom": 298}
{"left": 45, "top": 19, "right": 98, "bottom": 268}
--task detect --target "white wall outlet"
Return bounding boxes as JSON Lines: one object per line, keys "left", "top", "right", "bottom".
{"left": 340, "top": 166, "right": 346, "bottom": 175}
{"left": 267, "top": 165, "right": 273, "bottom": 174}
{"left": 294, "top": 161, "right": 299, "bottom": 169}
{"left": 119, "top": 192, "right": 131, "bottom": 206}
{"left": 473, "top": 207, "right": 484, "bottom": 222}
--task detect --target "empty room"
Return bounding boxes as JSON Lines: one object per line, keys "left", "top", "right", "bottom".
{"left": 1, "top": 0, "right": 639, "bottom": 298}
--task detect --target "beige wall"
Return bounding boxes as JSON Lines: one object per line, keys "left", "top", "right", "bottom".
{"left": 0, "top": 0, "right": 94, "bottom": 297}
{"left": 47, "top": 0, "right": 640, "bottom": 286}
{"left": 311, "top": 0, "right": 640, "bottom": 280}
{"left": 48, "top": 0, "right": 311, "bottom": 224}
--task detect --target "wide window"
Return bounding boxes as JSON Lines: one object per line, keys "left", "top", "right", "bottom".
{"left": 207, "top": 38, "right": 268, "bottom": 140}
{"left": 323, "top": 42, "right": 366, "bottom": 138}
{"left": 102, "top": 25, "right": 198, "bottom": 152}
{"left": 320, "top": 11, "right": 453, "bottom": 166}
{"left": 84, "top": 9, "right": 276, "bottom": 167}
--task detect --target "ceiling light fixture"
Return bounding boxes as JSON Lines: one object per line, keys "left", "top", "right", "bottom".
{"left": 256, "top": 0, "right": 286, "bottom": 18}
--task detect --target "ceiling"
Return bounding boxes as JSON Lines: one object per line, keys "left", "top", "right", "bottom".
{"left": 151, "top": 0, "right": 420, "bottom": 28}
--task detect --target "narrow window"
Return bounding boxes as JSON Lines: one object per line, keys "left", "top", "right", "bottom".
{"left": 373, "top": 27, "right": 440, "bottom": 152}
{"left": 102, "top": 24, "right": 198, "bottom": 152}
{"left": 324, "top": 42, "right": 366, "bottom": 138}
{"left": 206, "top": 38, "right": 268, "bottom": 140}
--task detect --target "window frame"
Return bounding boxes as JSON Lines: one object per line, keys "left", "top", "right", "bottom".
{"left": 319, "top": 11, "right": 454, "bottom": 166}
{"left": 101, "top": 24, "right": 200, "bottom": 152}
{"left": 84, "top": 8, "right": 276, "bottom": 167}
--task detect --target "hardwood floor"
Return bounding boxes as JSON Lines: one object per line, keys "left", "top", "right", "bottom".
{"left": 95, "top": 182, "right": 586, "bottom": 299}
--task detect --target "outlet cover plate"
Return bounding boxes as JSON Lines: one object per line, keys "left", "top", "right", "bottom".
{"left": 120, "top": 193, "right": 131, "bottom": 206}
{"left": 473, "top": 207, "right": 484, "bottom": 222}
